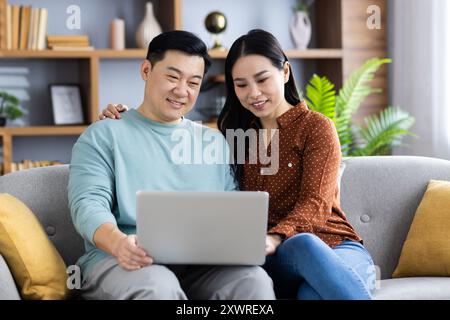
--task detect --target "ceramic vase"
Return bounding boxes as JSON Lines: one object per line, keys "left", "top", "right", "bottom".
{"left": 290, "top": 10, "right": 312, "bottom": 50}
{"left": 135, "top": 2, "right": 162, "bottom": 49}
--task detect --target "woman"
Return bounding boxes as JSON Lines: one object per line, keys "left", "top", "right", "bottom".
{"left": 100, "top": 29, "right": 375, "bottom": 300}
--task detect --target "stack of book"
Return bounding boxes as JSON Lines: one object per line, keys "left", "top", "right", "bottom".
{"left": 1, "top": 160, "right": 64, "bottom": 175}
{"left": 0, "top": 1, "right": 48, "bottom": 50}
{"left": 47, "top": 35, "right": 93, "bottom": 51}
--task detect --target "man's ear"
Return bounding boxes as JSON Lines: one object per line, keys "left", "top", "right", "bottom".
{"left": 141, "top": 60, "right": 152, "bottom": 81}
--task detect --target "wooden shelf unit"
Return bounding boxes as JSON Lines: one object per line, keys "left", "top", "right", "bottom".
{"left": 0, "top": 49, "right": 148, "bottom": 59}
{"left": 0, "top": 0, "right": 386, "bottom": 175}
{"left": 0, "top": 126, "right": 87, "bottom": 173}
{"left": 0, "top": 48, "right": 344, "bottom": 60}
{"left": 0, "top": 126, "right": 87, "bottom": 136}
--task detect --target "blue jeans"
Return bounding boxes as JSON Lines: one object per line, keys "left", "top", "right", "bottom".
{"left": 263, "top": 233, "right": 375, "bottom": 300}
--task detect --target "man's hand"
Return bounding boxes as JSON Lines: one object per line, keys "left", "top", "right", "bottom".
{"left": 93, "top": 223, "right": 152, "bottom": 271}
{"left": 98, "top": 103, "right": 128, "bottom": 120}
{"left": 111, "top": 234, "right": 153, "bottom": 270}
{"left": 265, "top": 234, "right": 283, "bottom": 256}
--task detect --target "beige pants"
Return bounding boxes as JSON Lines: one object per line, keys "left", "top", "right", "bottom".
{"left": 81, "top": 256, "right": 275, "bottom": 300}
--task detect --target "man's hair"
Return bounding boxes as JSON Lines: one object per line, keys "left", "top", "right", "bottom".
{"left": 146, "top": 30, "right": 211, "bottom": 74}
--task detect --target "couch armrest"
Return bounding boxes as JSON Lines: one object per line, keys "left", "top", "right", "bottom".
{"left": 0, "top": 255, "right": 21, "bottom": 300}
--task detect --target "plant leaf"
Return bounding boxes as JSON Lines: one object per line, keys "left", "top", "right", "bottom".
{"left": 334, "top": 57, "right": 391, "bottom": 154}
{"left": 336, "top": 58, "right": 391, "bottom": 119}
{"left": 305, "top": 74, "right": 336, "bottom": 121}
{"left": 351, "top": 106, "right": 415, "bottom": 156}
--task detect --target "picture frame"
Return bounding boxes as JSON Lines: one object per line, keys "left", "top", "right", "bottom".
{"left": 50, "top": 84, "right": 84, "bottom": 125}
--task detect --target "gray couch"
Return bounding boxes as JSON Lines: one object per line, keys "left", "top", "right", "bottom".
{"left": 1, "top": 156, "right": 450, "bottom": 300}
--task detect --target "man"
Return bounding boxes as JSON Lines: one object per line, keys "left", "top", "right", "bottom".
{"left": 68, "top": 30, "right": 275, "bottom": 300}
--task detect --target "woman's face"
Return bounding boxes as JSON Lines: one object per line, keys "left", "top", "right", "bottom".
{"left": 231, "top": 54, "right": 289, "bottom": 120}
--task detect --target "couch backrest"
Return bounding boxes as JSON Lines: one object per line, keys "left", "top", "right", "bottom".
{"left": 1, "top": 156, "right": 450, "bottom": 279}
{"left": 0, "top": 165, "right": 84, "bottom": 267}
{"left": 340, "top": 156, "right": 450, "bottom": 279}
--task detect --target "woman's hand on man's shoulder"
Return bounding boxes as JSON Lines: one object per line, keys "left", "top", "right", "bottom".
{"left": 99, "top": 103, "right": 128, "bottom": 120}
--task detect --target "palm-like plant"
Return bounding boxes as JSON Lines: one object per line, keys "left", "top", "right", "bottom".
{"left": 305, "top": 58, "right": 415, "bottom": 156}
{"left": 0, "top": 92, "right": 23, "bottom": 122}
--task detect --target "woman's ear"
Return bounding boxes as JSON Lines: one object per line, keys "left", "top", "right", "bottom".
{"left": 141, "top": 60, "right": 152, "bottom": 81}
{"left": 283, "top": 61, "right": 290, "bottom": 83}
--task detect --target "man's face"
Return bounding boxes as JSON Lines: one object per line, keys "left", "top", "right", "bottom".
{"left": 141, "top": 50, "right": 205, "bottom": 123}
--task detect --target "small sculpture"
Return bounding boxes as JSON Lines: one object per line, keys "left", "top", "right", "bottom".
{"left": 204, "top": 11, "right": 227, "bottom": 50}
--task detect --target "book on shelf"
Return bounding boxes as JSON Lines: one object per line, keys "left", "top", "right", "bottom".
{"left": 48, "top": 42, "right": 90, "bottom": 47}
{"left": 36, "top": 7, "right": 47, "bottom": 50}
{"left": 1, "top": 4, "right": 95, "bottom": 52}
{"left": 0, "top": 2, "right": 48, "bottom": 51}
{"left": 18, "top": 5, "right": 30, "bottom": 49}
{"left": 47, "top": 35, "right": 89, "bottom": 43}
{"left": 0, "top": 0, "right": 6, "bottom": 49}
{"left": 47, "top": 34, "right": 91, "bottom": 50}
{"left": 49, "top": 45, "right": 94, "bottom": 51}
{"left": 5, "top": 2, "right": 10, "bottom": 49}
{"left": 11, "top": 4, "right": 19, "bottom": 49}
{"left": 28, "top": 7, "right": 39, "bottom": 50}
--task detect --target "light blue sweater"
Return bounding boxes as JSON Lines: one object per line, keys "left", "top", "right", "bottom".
{"left": 68, "top": 109, "right": 236, "bottom": 277}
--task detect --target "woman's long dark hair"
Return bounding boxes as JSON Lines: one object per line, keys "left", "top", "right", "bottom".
{"left": 217, "top": 29, "right": 301, "bottom": 188}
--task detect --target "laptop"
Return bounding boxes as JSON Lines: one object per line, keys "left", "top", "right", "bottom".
{"left": 136, "top": 191, "right": 269, "bottom": 265}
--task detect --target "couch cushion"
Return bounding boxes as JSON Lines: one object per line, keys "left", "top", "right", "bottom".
{"left": 373, "top": 278, "right": 450, "bottom": 300}
{"left": 0, "top": 193, "right": 69, "bottom": 299}
{"left": 0, "top": 165, "right": 84, "bottom": 266}
{"left": 392, "top": 180, "right": 450, "bottom": 277}
{"left": 341, "top": 156, "right": 450, "bottom": 279}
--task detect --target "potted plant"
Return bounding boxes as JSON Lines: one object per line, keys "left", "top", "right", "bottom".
{"left": 304, "top": 58, "right": 416, "bottom": 156}
{"left": 0, "top": 92, "right": 23, "bottom": 127}
{"left": 294, "top": 0, "right": 314, "bottom": 13}
{"left": 290, "top": 0, "right": 314, "bottom": 49}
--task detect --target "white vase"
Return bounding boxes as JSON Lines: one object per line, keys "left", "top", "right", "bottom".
{"left": 135, "top": 2, "right": 162, "bottom": 49}
{"left": 290, "top": 11, "right": 312, "bottom": 50}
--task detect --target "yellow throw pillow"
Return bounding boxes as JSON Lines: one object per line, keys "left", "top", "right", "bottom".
{"left": 0, "top": 193, "right": 69, "bottom": 299}
{"left": 393, "top": 180, "right": 450, "bottom": 277}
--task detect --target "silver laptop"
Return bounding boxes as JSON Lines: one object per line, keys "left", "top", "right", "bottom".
{"left": 136, "top": 191, "right": 269, "bottom": 265}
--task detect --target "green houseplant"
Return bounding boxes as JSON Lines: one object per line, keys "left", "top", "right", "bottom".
{"left": 0, "top": 92, "right": 23, "bottom": 127}
{"left": 305, "top": 58, "right": 415, "bottom": 156}
{"left": 293, "top": 0, "right": 314, "bottom": 13}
